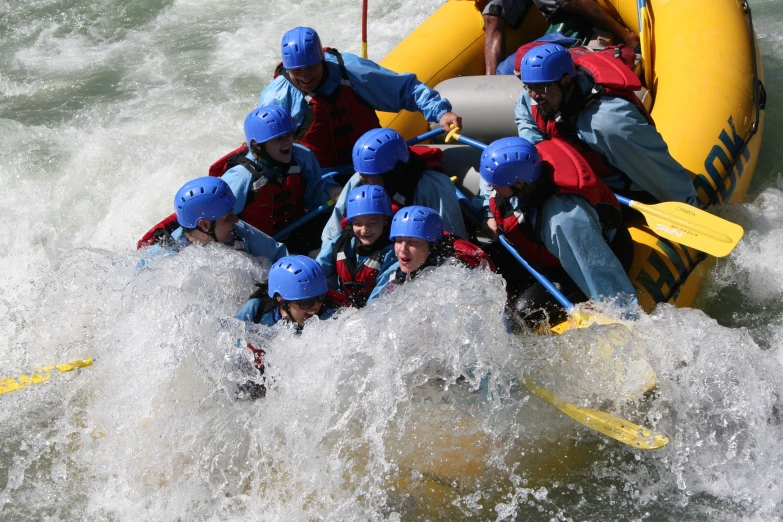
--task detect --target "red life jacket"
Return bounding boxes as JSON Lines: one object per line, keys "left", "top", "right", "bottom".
{"left": 137, "top": 212, "right": 179, "bottom": 249}
{"left": 528, "top": 45, "right": 653, "bottom": 179}
{"left": 274, "top": 48, "right": 381, "bottom": 168}
{"left": 207, "top": 145, "right": 306, "bottom": 237}
{"left": 490, "top": 138, "right": 621, "bottom": 268}
{"left": 332, "top": 228, "right": 389, "bottom": 308}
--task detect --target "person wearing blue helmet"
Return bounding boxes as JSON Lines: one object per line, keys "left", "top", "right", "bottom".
{"left": 259, "top": 26, "right": 462, "bottom": 169}
{"left": 215, "top": 106, "right": 339, "bottom": 255}
{"left": 477, "top": 42, "right": 700, "bottom": 238}
{"left": 368, "top": 206, "right": 494, "bottom": 302}
{"left": 315, "top": 185, "right": 397, "bottom": 307}
{"left": 140, "top": 176, "right": 289, "bottom": 264}
{"left": 320, "top": 128, "right": 469, "bottom": 244}
{"left": 479, "top": 0, "right": 639, "bottom": 76}
{"left": 235, "top": 255, "right": 338, "bottom": 327}
{"left": 477, "top": 137, "right": 637, "bottom": 313}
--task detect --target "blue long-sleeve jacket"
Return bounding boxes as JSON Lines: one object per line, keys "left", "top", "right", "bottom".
{"left": 221, "top": 144, "right": 334, "bottom": 216}
{"left": 259, "top": 51, "right": 452, "bottom": 129}
{"left": 320, "top": 171, "right": 469, "bottom": 244}
{"left": 316, "top": 233, "right": 397, "bottom": 291}
{"left": 511, "top": 73, "right": 698, "bottom": 206}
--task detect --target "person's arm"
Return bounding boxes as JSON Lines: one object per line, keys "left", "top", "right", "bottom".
{"left": 314, "top": 235, "right": 341, "bottom": 291}
{"left": 415, "top": 171, "right": 469, "bottom": 240}
{"left": 366, "top": 262, "right": 399, "bottom": 303}
{"left": 473, "top": 180, "right": 500, "bottom": 240}
{"left": 483, "top": 13, "right": 505, "bottom": 75}
{"left": 221, "top": 164, "right": 253, "bottom": 215}
{"left": 235, "top": 298, "right": 262, "bottom": 323}
{"left": 258, "top": 77, "right": 308, "bottom": 128}
{"left": 320, "top": 173, "right": 360, "bottom": 244}
{"left": 576, "top": 96, "right": 698, "bottom": 204}
{"left": 293, "top": 145, "right": 331, "bottom": 210}
{"left": 515, "top": 91, "right": 546, "bottom": 144}
{"left": 234, "top": 221, "right": 289, "bottom": 262}
{"left": 341, "top": 54, "right": 454, "bottom": 124}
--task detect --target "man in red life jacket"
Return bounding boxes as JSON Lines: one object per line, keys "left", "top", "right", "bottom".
{"left": 478, "top": 136, "right": 637, "bottom": 311}
{"left": 259, "top": 26, "right": 462, "bottom": 169}
{"left": 479, "top": 0, "right": 640, "bottom": 75}
{"left": 478, "top": 43, "right": 700, "bottom": 241}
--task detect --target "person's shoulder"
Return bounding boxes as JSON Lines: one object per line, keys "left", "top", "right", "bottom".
{"left": 292, "top": 143, "right": 318, "bottom": 162}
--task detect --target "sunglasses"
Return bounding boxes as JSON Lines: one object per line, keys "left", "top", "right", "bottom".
{"left": 292, "top": 293, "right": 325, "bottom": 311}
{"left": 523, "top": 83, "right": 554, "bottom": 95}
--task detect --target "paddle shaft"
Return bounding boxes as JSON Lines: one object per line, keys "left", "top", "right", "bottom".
{"left": 273, "top": 200, "right": 335, "bottom": 240}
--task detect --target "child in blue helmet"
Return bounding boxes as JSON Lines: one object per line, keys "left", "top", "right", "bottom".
{"left": 368, "top": 206, "right": 494, "bottom": 303}
{"left": 217, "top": 106, "right": 340, "bottom": 255}
{"left": 320, "top": 128, "right": 469, "bottom": 244}
{"left": 315, "top": 185, "right": 397, "bottom": 307}
{"left": 141, "top": 176, "right": 289, "bottom": 263}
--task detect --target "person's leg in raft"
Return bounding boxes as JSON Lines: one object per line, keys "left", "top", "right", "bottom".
{"left": 537, "top": 194, "right": 637, "bottom": 311}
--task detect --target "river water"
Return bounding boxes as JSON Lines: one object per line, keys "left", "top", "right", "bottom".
{"left": 1, "top": 0, "right": 783, "bottom": 520}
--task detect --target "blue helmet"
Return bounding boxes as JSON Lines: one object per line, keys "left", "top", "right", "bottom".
{"left": 281, "top": 27, "right": 324, "bottom": 69}
{"left": 352, "top": 128, "right": 410, "bottom": 175}
{"left": 174, "top": 177, "right": 236, "bottom": 228}
{"left": 390, "top": 206, "right": 443, "bottom": 242}
{"left": 346, "top": 185, "right": 393, "bottom": 221}
{"left": 479, "top": 137, "right": 541, "bottom": 187}
{"left": 267, "top": 255, "right": 328, "bottom": 300}
{"left": 244, "top": 106, "right": 296, "bottom": 147}
{"left": 520, "top": 43, "right": 576, "bottom": 84}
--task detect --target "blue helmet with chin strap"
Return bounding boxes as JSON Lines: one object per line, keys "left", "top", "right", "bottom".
{"left": 346, "top": 185, "right": 393, "bottom": 221}
{"left": 244, "top": 106, "right": 296, "bottom": 147}
{"left": 389, "top": 206, "right": 443, "bottom": 242}
{"left": 352, "top": 128, "right": 410, "bottom": 175}
{"left": 267, "top": 255, "right": 328, "bottom": 300}
{"left": 520, "top": 43, "right": 576, "bottom": 84}
{"left": 479, "top": 137, "right": 541, "bottom": 187}
{"left": 281, "top": 27, "right": 324, "bottom": 69}
{"left": 174, "top": 177, "right": 236, "bottom": 228}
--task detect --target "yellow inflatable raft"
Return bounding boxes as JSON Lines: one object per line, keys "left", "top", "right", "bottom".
{"left": 376, "top": 0, "right": 766, "bottom": 312}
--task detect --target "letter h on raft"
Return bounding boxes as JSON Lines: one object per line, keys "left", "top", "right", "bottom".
{"left": 694, "top": 116, "right": 751, "bottom": 205}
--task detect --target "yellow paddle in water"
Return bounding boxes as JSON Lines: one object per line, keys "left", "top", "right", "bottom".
{"left": 615, "top": 194, "right": 744, "bottom": 257}
{"left": 0, "top": 358, "right": 94, "bottom": 396}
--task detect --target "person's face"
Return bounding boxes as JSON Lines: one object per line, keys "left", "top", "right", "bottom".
{"left": 197, "top": 211, "right": 238, "bottom": 244}
{"left": 279, "top": 294, "right": 324, "bottom": 326}
{"left": 491, "top": 180, "right": 525, "bottom": 198}
{"left": 525, "top": 75, "right": 570, "bottom": 118}
{"left": 394, "top": 236, "right": 431, "bottom": 274}
{"left": 212, "top": 211, "right": 239, "bottom": 244}
{"left": 264, "top": 132, "right": 294, "bottom": 163}
{"left": 358, "top": 173, "right": 384, "bottom": 187}
{"left": 351, "top": 215, "right": 386, "bottom": 246}
{"left": 287, "top": 62, "right": 324, "bottom": 92}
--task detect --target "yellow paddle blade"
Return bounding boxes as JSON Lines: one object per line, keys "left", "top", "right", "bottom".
{"left": 550, "top": 310, "right": 617, "bottom": 334}
{"left": 0, "top": 358, "right": 94, "bottom": 396}
{"left": 631, "top": 200, "right": 744, "bottom": 257}
{"left": 523, "top": 379, "right": 669, "bottom": 450}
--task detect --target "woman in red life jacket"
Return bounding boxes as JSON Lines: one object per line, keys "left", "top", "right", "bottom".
{"left": 478, "top": 136, "right": 638, "bottom": 316}
{"left": 368, "top": 206, "right": 495, "bottom": 302}
{"left": 219, "top": 106, "right": 339, "bottom": 254}
{"left": 315, "top": 185, "right": 397, "bottom": 308}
